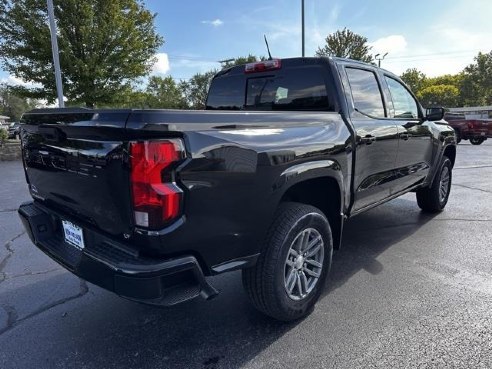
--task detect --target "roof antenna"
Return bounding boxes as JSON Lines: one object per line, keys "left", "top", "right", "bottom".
{"left": 264, "top": 34, "right": 273, "bottom": 60}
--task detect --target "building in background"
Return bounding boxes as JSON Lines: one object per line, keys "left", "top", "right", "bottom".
{"left": 0, "top": 115, "right": 10, "bottom": 129}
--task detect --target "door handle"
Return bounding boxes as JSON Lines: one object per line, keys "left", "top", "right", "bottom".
{"left": 400, "top": 132, "right": 410, "bottom": 140}
{"left": 360, "top": 135, "right": 376, "bottom": 145}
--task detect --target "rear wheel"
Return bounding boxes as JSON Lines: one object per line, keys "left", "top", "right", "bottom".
{"left": 470, "top": 137, "right": 485, "bottom": 145}
{"left": 242, "top": 202, "right": 333, "bottom": 321}
{"left": 416, "top": 155, "right": 452, "bottom": 212}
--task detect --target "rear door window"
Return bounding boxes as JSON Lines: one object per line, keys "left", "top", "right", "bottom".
{"left": 346, "top": 68, "right": 386, "bottom": 118}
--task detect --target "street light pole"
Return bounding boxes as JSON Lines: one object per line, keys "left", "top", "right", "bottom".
{"left": 301, "top": 0, "right": 305, "bottom": 57}
{"left": 47, "top": 0, "right": 64, "bottom": 108}
{"left": 375, "top": 52, "right": 388, "bottom": 68}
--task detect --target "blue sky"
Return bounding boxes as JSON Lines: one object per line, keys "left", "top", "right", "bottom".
{"left": 1, "top": 0, "right": 491, "bottom": 86}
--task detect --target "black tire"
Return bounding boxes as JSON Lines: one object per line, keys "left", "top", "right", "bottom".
{"left": 416, "top": 155, "right": 452, "bottom": 213}
{"left": 470, "top": 137, "right": 485, "bottom": 145}
{"left": 242, "top": 202, "right": 333, "bottom": 321}
{"left": 454, "top": 130, "right": 461, "bottom": 144}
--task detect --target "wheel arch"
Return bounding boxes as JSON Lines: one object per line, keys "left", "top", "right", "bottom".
{"left": 279, "top": 174, "right": 344, "bottom": 250}
{"left": 443, "top": 144, "right": 456, "bottom": 168}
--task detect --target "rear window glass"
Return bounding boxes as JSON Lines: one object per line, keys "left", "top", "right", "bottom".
{"left": 206, "top": 75, "right": 245, "bottom": 110}
{"left": 206, "top": 66, "right": 335, "bottom": 111}
{"left": 245, "top": 68, "right": 332, "bottom": 111}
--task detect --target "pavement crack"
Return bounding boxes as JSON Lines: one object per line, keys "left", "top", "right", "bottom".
{"left": 5, "top": 267, "right": 62, "bottom": 280}
{"left": 453, "top": 183, "right": 492, "bottom": 194}
{"left": 7, "top": 231, "right": 26, "bottom": 244}
{"left": 0, "top": 279, "right": 89, "bottom": 336}
{"left": 18, "top": 279, "right": 89, "bottom": 324}
{"left": 0, "top": 231, "right": 26, "bottom": 273}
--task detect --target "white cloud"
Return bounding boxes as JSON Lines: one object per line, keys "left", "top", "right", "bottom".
{"left": 152, "top": 53, "right": 170, "bottom": 74}
{"left": 369, "top": 35, "right": 407, "bottom": 56}
{"left": 0, "top": 75, "right": 42, "bottom": 89}
{"left": 380, "top": 0, "right": 492, "bottom": 77}
{"left": 201, "top": 19, "right": 223, "bottom": 27}
{"left": 172, "top": 59, "right": 219, "bottom": 74}
{"left": 1, "top": 75, "right": 30, "bottom": 87}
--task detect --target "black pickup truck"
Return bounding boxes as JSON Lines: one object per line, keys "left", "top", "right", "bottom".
{"left": 18, "top": 57, "right": 456, "bottom": 321}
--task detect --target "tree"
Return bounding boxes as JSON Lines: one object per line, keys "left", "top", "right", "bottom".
{"left": 0, "top": 84, "right": 38, "bottom": 121}
{"left": 426, "top": 74, "right": 462, "bottom": 88}
{"left": 107, "top": 87, "right": 151, "bottom": 109}
{"left": 315, "top": 28, "right": 373, "bottom": 63}
{"left": 460, "top": 51, "right": 492, "bottom": 106}
{"left": 181, "top": 71, "right": 217, "bottom": 109}
{"left": 400, "top": 68, "right": 427, "bottom": 94}
{"left": 0, "top": 0, "right": 163, "bottom": 107}
{"left": 145, "top": 76, "right": 188, "bottom": 109}
{"left": 417, "top": 85, "right": 459, "bottom": 108}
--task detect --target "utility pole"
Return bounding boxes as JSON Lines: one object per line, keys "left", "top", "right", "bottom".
{"left": 375, "top": 52, "right": 388, "bottom": 68}
{"left": 47, "top": 0, "right": 64, "bottom": 108}
{"left": 301, "top": 0, "right": 305, "bottom": 57}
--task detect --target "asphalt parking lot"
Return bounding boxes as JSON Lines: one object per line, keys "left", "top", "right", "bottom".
{"left": 0, "top": 141, "right": 491, "bottom": 369}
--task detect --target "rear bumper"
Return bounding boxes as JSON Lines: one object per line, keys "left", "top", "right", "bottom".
{"left": 18, "top": 202, "right": 218, "bottom": 306}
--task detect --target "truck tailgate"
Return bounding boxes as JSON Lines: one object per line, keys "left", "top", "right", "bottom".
{"left": 21, "top": 109, "right": 133, "bottom": 237}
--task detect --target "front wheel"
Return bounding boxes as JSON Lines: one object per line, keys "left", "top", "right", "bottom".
{"left": 470, "top": 137, "right": 485, "bottom": 145}
{"left": 416, "top": 155, "right": 452, "bottom": 212}
{"left": 242, "top": 202, "right": 333, "bottom": 321}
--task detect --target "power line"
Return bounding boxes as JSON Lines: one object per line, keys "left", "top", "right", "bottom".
{"left": 384, "top": 54, "right": 479, "bottom": 63}
{"left": 385, "top": 50, "right": 484, "bottom": 61}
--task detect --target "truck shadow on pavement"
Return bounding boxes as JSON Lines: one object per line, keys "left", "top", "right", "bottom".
{"left": 0, "top": 197, "right": 437, "bottom": 369}
{"left": 325, "top": 196, "right": 437, "bottom": 297}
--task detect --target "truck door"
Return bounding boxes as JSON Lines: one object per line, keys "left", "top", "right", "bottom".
{"left": 343, "top": 67, "right": 400, "bottom": 212}
{"left": 383, "top": 75, "right": 433, "bottom": 192}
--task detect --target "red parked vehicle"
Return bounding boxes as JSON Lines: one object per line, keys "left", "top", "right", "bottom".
{"left": 445, "top": 113, "right": 491, "bottom": 145}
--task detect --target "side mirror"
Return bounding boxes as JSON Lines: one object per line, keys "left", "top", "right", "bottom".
{"left": 425, "top": 107, "right": 445, "bottom": 121}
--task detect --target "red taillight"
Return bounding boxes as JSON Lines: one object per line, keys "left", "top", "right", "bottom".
{"left": 130, "top": 140, "right": 185, "bottom": 229}
{"left": 245, "top": 59, "right": 281, "bottom": 73}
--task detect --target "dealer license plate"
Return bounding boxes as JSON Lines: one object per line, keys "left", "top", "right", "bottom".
{"left": 62, "top": 220, "right": 85, "bottom": 250}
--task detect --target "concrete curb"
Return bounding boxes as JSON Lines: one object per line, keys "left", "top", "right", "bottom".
{"left": 0, "top": 141, "right": 22, "bottom": 161}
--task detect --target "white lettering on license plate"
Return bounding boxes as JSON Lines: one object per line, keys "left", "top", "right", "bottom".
{"left": 62, "top": 220, "right": 85, "bottom": 250}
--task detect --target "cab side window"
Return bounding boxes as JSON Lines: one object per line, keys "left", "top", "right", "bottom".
{"left": 385, "top": 77, "right": 419, "bottom": 119}
{"left": 346, "top": 68, "right": 386, "bottom": 118}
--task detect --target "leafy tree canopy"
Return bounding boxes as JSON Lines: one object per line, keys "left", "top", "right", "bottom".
{"left": 0, "top": 84, "right": 38, "bottom": 121}
{"left": 400, "top": 68, "right": 427, "bottom": 94}
{"left": 417, "top": 84, "right": 460, "bottom": 108}
{"left": 460, "top": 51, "right": 492, "bottom": 106}
{"left": 180, "top": 70, "right": 217, "bottom": 109}
{"left": 315, "top": 28, "right": 373, "bottom": 63}
{"left": 145, "top": 76, "right": 188, "bottom": 109}
{"left": 0, "top": 0, "right": 163, "bottom": 107}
